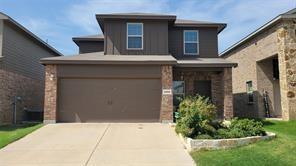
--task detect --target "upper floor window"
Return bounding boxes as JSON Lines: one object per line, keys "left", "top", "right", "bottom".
{"left": 127, "top": 23, "right": 143, "bottom": 49}
{"left": 184, "top": 30, "right": 199, "bottom": 55}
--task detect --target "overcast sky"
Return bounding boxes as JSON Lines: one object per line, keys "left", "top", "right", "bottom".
{"left": 0, "top": 0, "right": 295, "bottom": 55}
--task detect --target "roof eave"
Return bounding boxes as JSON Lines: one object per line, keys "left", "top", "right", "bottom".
{"left": 0, "top": 12, "right": 63, "bottom": 56}
{"left": 175, "top": 63, "right": 237, "bottom": 68}
{"left": 173, "top": 23, "right": 227, "bottom": 33}
{"left": 96, "top": 14, "right": 177, "bottom": 33}
{"left": 220, "top": 14, "right": 294, "bottom": 57}
{"left": 40, "top": 60, "right": 177, "bottom": 65}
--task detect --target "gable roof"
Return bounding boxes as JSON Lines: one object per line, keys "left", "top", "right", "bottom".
{"left": 220, "top": 8, "right": 296, "bottom": 57}
{"left": 0, "top": 12, "right": 63, "bottom": 56}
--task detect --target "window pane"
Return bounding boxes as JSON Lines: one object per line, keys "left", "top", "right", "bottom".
{"left": 185, "top": 31, "right": 197, "bottom": 42}
{"left": 246, "top": 81, "right": 253, "bottom": 93}
{"left": 185, "top": 43, "right": 198, "bottom": 54}
{"left": 128, "top": 24, "right": 142, "bottom": 35}
{"left": 128, "top": 37, "right": 142, "bottom": 48}
{"left": 173, "top": 81, "right": 185, "bottom": 94}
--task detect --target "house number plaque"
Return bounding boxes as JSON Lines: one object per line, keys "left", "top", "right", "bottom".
{"left": 162, "top": 89, "right": 172, "bottom": 95}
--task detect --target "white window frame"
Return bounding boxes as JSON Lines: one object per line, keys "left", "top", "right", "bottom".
{"left": 126, "top": 23, "right": 143, "bottom": 50}
{"left": 183, "top": 30, "right": 199, "bottom": 55}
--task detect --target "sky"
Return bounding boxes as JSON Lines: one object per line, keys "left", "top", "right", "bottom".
{"left": 0, "top": 0, "right": 295, "bottom": 55}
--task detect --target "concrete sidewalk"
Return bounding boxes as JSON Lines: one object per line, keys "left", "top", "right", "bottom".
{"left": 0, "top": 123, "right": 195, "bottom": 166}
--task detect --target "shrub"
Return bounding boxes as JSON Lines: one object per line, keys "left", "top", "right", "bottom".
{"left": 175, "top": 95, "right": 217, "bottom": 138}
{"left": 214, "top": 118, "right": 266, "bottom": 139}
{"left": 229, "top": 118, "right": 266, "bottom": 137}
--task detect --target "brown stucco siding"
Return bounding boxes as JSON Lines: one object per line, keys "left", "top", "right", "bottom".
{"left": 77, "top": 41, "right": 104, "bottom": 54}
{"left": 225, "top": 23, "right": 280, "bottom": 118}
{"left": 43, "top": 65, "right": 57, "bottom": 124}
{"left": 104, "top": 20, "right": 168, "bottom": 55}
{"left": 1, "top": 21, "right": 58, "bottom": 80}
{"left": 0, "top": 69, "right": 43, "bottom": 124}
{"left": 277, "top": 20, "right": 296, "bottom": 120}
{"left": 169, "top": 27, "right": 218, "bottom": 59}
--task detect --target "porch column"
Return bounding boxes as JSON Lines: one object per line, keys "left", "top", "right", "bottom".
{"left": 160, "top": 65, "right": 173, "bottom": 123}
{"left": 223, "top": 67, "right": 234, "bottom": 119}
{"left": 43, "top": 65, "right": 57, "bottom": 124}
{"left": 277, "top": 20, "right": 296, "bottom": 120}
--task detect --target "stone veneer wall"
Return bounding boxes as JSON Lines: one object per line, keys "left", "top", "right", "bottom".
{"left": 0, "top": 69, "right": 43, "bottom": 124}
{"left": 277, "top": 20, "right": 296, "bottom": 120}
{"left": 43, "top": 65, "right": 57, "bottom": 124}
{"left": 173, "top": 68, "right": 233, "bottom": 119}
{"left": 160, "top": 65, "right": 173, "bottom": 122}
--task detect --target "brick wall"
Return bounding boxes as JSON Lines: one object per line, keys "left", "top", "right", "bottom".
{"left": 43, "top": 65, "right": 57, "bottom": 124}
{"left": 160, "top": 65, "right": 173, "bottom": 122}
{"left": 222, "top": 68, "right": 234, "bottom": 119}
{"left": 0, "top": 69, "right": 43, "bottom": 124}
{"left": 173, "top": 68, "right": 233, "bottom": 119}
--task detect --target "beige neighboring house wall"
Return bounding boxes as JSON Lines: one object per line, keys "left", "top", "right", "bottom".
{"left": 223, "top": 18, "right": 296, "bottom": 120}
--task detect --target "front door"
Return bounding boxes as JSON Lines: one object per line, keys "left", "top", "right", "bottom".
{"left": 194, "top": 80, "right": 212, "bottom": 99}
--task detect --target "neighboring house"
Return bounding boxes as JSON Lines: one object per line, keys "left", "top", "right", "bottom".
{"left": 0, "top": 13, "right": 62, "bottom": 124}
{"left": 41, "top": 13, "right": 236, "bottom": 123}
{"left": 220, "top": 8, "right": 296, "bottom": 120}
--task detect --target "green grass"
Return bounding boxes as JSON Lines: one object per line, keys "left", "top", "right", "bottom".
{"left": 0, "top": 123, "right": 43, "bottom": 149}
{"left": 190, "top": 120, "right": 296, "bottom": 166}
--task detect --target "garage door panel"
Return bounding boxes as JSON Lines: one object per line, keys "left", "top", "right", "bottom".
{"left": 58, "top": 78, "right": 161, "bottom": 122}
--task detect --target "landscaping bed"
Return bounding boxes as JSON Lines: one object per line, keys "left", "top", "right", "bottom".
{"left": 179, "top": 132, "right": 275, "bottom": 151}
{"left": 190, "top": 120, "right": 296, "bottom": 166}
{"left": 175, "top": 96, "right": 275, "bottom": 151}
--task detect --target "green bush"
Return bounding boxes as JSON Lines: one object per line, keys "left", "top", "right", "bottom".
{"left": 175, "top": 95, "right": 217, "bottom": 138}
{"left": 229, "top": 118, "right": 266, "bottom": 137}
{"left": 215, "top": 118, "right": 266, "bottom": 139}
{"left": 175, "top": 95, "right": 266, "bottom": 139}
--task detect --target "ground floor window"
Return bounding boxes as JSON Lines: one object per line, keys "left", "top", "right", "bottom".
{"left": 173, "top": 81, "right": 185, "bottom": 107}
{"left": 246, "top": 81, "right": 254, "bottom": 103}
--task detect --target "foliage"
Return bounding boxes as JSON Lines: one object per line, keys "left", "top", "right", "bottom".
{"left": 175, "top": 95, "right": 217, "bottom": 138}
{"left": 190, "top": 120, "right": 296, "bottom": 166}
{"left": 175, "top": 95, "right": 266, "bottom": 139}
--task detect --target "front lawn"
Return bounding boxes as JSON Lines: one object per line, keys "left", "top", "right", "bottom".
{"left": 190, "top": 120, "right": 296, "bottom": 166}
{"left": 0, "top": 123, "right": 43, "bottom": 149}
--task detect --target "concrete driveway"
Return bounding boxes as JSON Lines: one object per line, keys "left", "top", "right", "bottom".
{"left": 0, "top": 123, "right": 195, "bottom": 166}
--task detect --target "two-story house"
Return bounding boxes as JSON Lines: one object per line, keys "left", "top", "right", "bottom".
{"left": 0, "top": 12, "right": 62, "bottom": 124}
{"left": 221, "top": 8, "right": 296, "bottom": 120}
{"left": 41, "top": 13, "right": 236, "bottom": 123}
